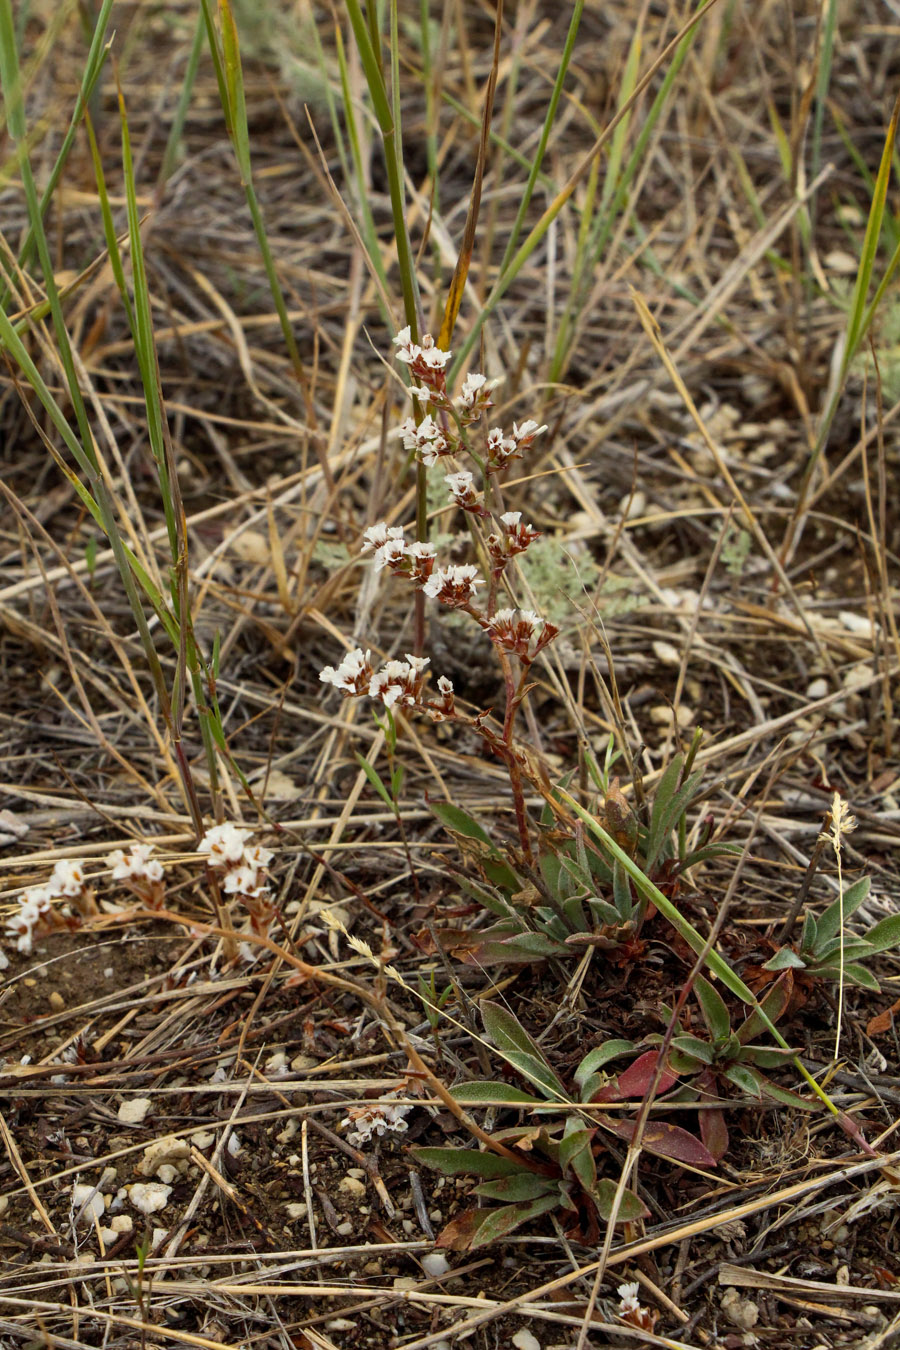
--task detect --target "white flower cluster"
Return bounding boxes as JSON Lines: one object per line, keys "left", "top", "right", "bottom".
{"left": 398, "top": 413, "right": 450, "bottom": 465}
{"left": 320, "top": 649, "right": 441, "bottom": 712}
{"left": 105, "top": 841, "right": 165, "bottom": 909}
{"left": 341, "top": 1093, "right": 413, "bottom": 1147}
{"left": 444, "top": 469, "right": 484, "bottom": 513}
{"left": 360, "top": 524, "right": 438, "bottom": 585}
{"left": 487, "top": 510, "right": 541, "bottom": 569}
{"left": 421, "top": 563, "right": 483, "bottom": 608}
{"left": 370, "top": 654, "right": 431, "bottom": 709}
{"left": 107, "top": 842, "right": 163, "bottom": 884}
{"left": 485, "top": 419, "right": 547, "bottom": 472}
{"left": 197, "top": 823, "right": 273, "bottom": 899}
{"left": 318, "top": 645, "right": 373, "bottom": 696}
{"left": 5, "top": 860, "right": 90, "bottom": 955}
{"left": 392, "top": 327, "right": 452, "bottom": 396}
{"left": 320, "top": 649, "right": 455, "bottom": 719}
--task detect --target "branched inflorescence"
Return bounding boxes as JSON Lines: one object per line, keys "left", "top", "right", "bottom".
{"left": 319, "top": 329, "right": 558, "bottom": 858}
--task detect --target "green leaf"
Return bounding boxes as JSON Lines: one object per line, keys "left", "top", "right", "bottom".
{"left": 862, "top": 912, "right": 900, "bottom": 955}
{"left": 473, "top": 1174, "right": 556, "bottom": 1202}
{"left": 475, "top": 932, "right": 568, "bottom": 963}
{"left": 457, "top": 875, "right": 517, "bottom": 918}
{"left": 645, "top": 755, "right": 684, "bottom": 866}
{"left": 812, "top": 938, "right": 876, "bottom": 963}
{"left": 737, "top": 1045, "right": 797, "bottom": 1068}
{"left": 483, "top": 1001, "right": 553, "bottom": 1065}
{"left": 610, "top": 858, "right": 633, "bottom": 922}
{"left": 762, "top": 947, "right": 807, "bottom": 971}
{"left": 411, "top": 1148, "right": 522, "bottom": 1179}
{"left": 816, "top": 876, "right": 871, "bottom": 948}
{"left": 671, "top": 1034, "right": 715, "bottom": 1065}
{"left": 737, "top": 975, "right": 793, "bottom": 1043}
{"left": 812, "top": 962, "right": 881, "bottom": 992}
{"left": 470, "top": 1194, "right": 563, "bottom": 1248}
{"left": 694, "top": 974, "right": 731, "bottom": 1043}
{"left": 354, "top": 753, "right": 394, "bottom": 810}
{"left": 574, "top": 1040, "right": 637, "bottom": 1091}
{"left": 449, "top": 1082, "right": 545, "bottom": 1107}
{"left": 592, "top": 1177, "right": 651, "bottom": 1223}
{"left": 723, "top": 1063, "right": 763, "bottom": 1097}
{"left": 500, "top": 1050, "right": 568, "bottom": 1101}
{"left": 559, "top": 1121, "right": 596, "bottom": 1193}
{"left": 428, "top": 800, "right": 493, "bottom": 847}
{"left": 798, "top": 909, "right": 818, "bottom": 956}
{"left": 583, "top": 899, "right": 621, "bottom": 928}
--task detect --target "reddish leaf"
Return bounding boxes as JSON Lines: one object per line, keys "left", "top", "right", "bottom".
{"left": 699, "top": 1106, "right": 729, "bottom": 1162}
{"left": 434, "top": 1208, "right": 492, "bottom": 1251}
{"left": 867, "top": 997, "right": 900, "bottom": 1038}
{"left": 695, "top": 1069, "right": 729, "bottom": 1162}
{"left": 597, "top": 1114, "right": 717, "bottom": 1168}
{"left": 592, "top": 1050, "right": 679, "bottom": 1103}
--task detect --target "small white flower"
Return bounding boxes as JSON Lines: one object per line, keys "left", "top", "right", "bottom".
{"left": 406, "top": 541, "right": 436, "bottom": 561}
{"left": 341, "top": 1099, "right": 412, "bottom": 1146}
{"left": 511, "top": 419, "right": 547, "bottom": 445}
{"left": 244, "top": 843, "right": 274, "bottom": 870}
{"left": 222, "top": 864, "right": 268, "bottom": 897}
{"left": 457, "top": 372, "right": 487, "bottom": 406}
{"left": 197, "top": 822, "right": 251, "bottom": 865}
{"left": 437, "top": 676, "right": 454, "bottom": 694}
{"left": 106, "top": 843, "right": 163, "bottom": 884}
{"left": 445, "top": 470, "right": 474, "bottom": 494}
{"left": 617, "top": 1281, "right": 642, "bottom": 1315}
{"left": 422, "top": 564, "right": 484, "bottom": 606}
{"left": 373, "top": 537, "right": 409, "bottom": 571}
{"left": 319, "top": 647, "right": 372, "bottom": 695}
{"left": 500, "top": 511, "right": 521, "bottom": 527}
{"left": 392, "top": 325, "right": 413, "bottom": 349}
{"left": 49, "top": 860, "right": 86, "bottom": 897}
{"left": 361, "top": 522, "right": 405, "bottom": 553}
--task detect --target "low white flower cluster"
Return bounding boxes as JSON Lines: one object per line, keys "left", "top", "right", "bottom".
{"left": 483, "top": 607, "right": 555, "bottom": 659}
{"left": 106, "top": 842, "right": 165, "bottom": 908}
{"left": 319, "top": 328, "right": 559, "bottom": 722}
{"left": 197, "top": 823, "right": 273, "bottom": 900}
{"left": 616, "top": 1280, "right": 654, "bottom": 1330}
{"left": 5, "top": 859, "right": 94, "bottom": 955}
{"left": 341, "top": 1092, "right": 413, "bottom": 1147}
{"left": 320, "top": 649, "right": 455, "bottom": 719}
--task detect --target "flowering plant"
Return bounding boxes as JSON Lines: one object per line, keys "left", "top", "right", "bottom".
{"left": 320, "top": 328, "right": 555, "bottom": 862}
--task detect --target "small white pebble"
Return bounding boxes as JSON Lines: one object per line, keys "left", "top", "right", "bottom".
{"left": 285, "top": 1202, "right": 308, "bottom": 1220}
{"left": 393, "top": 1277, "right": 418, "bottom": 1291}
{"left": 191, "top": 1131, "right": 215, "bottom": 1149}
{"left": 72, "top": 1184, "right": 105, "bottom": 1222}
{"left": 110, "top": 1215, "right": 133, "bottom": 1234}
{"left": 652, "top": 640, "right": 681, "bottom": 666}
{"left": 339, "top": 1176, "right": 366, "bottom": 1199}
{"left": 806, "top": 678, "right": 828, "bottom": 700}
{"left": 618, "top": 490, "right": 646, "bottom": 519}
{"left": 512, "top": 1331, "right": 542, "bottom": 1350}
{"left": 128, "top": 1182, "right": 172, "bottom": 1215}
{"left": 422, "top": 1252, "right": 451, "bottom": 1278}
{"left": 335, "top": 1221, "right": 354, "bottom": 1237}
{"left": 649, "top": 704, "right": 694, "bottom": 727}
{"left": 117, "top": 1098, "right": 152, "bottom": 1125}
{"left": 839, "top": 611, "right": 876, "bottom": 638}
{"left": 843, "top": 664, "right": 871, "bottom": 691}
